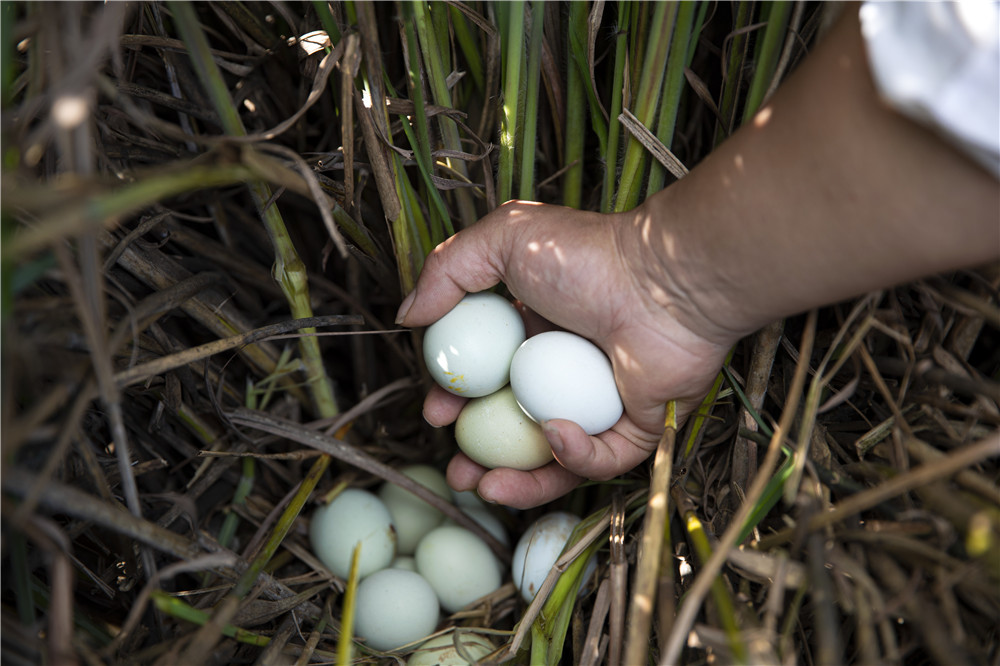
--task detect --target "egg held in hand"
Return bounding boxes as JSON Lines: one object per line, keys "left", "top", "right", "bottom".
{"left": 454, "top": 386, "right": 554, "bottom": 470}
{"left": 510, "top": 330, "right": 624, "bottom": 435}
{"left": 422, "top": 292, "right": 525, "bottom": 397}
{"left": 309, "top": 488, "right": 396, "bottom": 580}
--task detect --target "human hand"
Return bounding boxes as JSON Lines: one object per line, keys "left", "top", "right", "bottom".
{"left": 395, "top": 200, "right": 738, "bottom": 509}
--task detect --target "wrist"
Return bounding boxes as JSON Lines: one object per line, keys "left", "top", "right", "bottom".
{"left": 616, "top": 192, "right": 754, "bottom": 349}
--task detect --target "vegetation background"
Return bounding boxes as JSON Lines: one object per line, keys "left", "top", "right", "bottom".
{"left": 2, "top": 1, "right": 997, "bottom": 664}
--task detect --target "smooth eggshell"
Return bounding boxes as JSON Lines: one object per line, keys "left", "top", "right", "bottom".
{"left": 415, "top": 526, "right": 501, "bottom": 613}
{"left": 378, "top": 465, "right": 452, "bottom": 555}
{"left": 423, "top": 292, "right": 525, "bottom": 397}
{"left": 354, "top": 568, "right": 439, "bottom": 651}
{"left": 511, "top": 512, "right": 580, "bottom": 602}
{"left": 510, "top": 331, "right": 623, "bottom": 434}
{"left": 455, "top": 386, "right": 553, "bottom": 470}
{"left": 406, "top": 632, "right": 495, "bottom": 666}
{"left": 309, "top": 488, "right": 396, "bottom": 580}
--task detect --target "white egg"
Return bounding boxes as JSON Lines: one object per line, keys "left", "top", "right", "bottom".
{"left": 415, "top": 526, "right": 502, "bottom": 613}
{"left": 353, "top": 568, "right": 439, "bottom": 652}
{"left": 454, "top": 386, "right": 553, "bottom": 470}
{"left": 309, "top": 488, "right": 396, "bottom": 580}
{"left": 511, "top": 512, "right": 581, "bottom": 602}
{"left": 406, "top": 632, "right": 495, "bottom": 666}
{"left": 510, "top": 331, "right": 624, "bottom": 435}
{"left": 378, "top": 465, "right": 452, "bottom": 555}
{"left": 391, "top": 556, "right": 418, "bottom": 571}
{"left": 443, "top": 504, "right": 509, "bottom": 547}
{"left": 423, "top": 292, "right": 526, "bottom": 397}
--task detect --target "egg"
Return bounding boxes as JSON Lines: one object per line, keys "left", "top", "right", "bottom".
{"left": 510, "top": 331, "right": 624, "bottom": 435}
{"left": 454, "top": 386, "right": 553, "bottom": 470}
{"left": 443, "top": 504, "right": 509, "bottom": 547}
{"left": 378, "top": 465, "right": 452, "bottom": 555}
{"left": 415, "top": 526, "right": 502, "bottom": 613}
{"left": 353, "top": 568, "right": 439, "bottom": 652}
{"left": 391, "top": 556, "right": 418, "bottom": 571}
{"left": 423, "top": 292, "right": 526, "bottom": 397}
{"left": 511, "top": 512, "right": 581, "bottom": 602}
{"left": 309, "top": 488, "right": 396, "bottom": 580}
{"left": 406, "top": 632, "right": 495, "bottom": 666}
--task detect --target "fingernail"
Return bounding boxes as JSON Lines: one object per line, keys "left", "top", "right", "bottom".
{"left": 477, "top": 490, "right": 497, "bottom": 505}
{"left": 395, "top": 289, "right": 416, "bottom": 325}
{"left": 542, "top": 421, "right": 564, "bottom": 454}
{"left": 422, "top": 412, "right": 442, "bottom": 429}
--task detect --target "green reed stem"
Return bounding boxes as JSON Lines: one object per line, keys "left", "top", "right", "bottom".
{"left": 173, "top": 1, "right": 338, "bottom": 419}
{"left": 647, "top": 0, "right": 699, "bottom": 194}
{"left": 412, "top": 0, "right": 477, "bottom": 226}
{"left": 400, "top": 13, "right": 451, "bottom": 243}
{"left": 682, "top": 508, "right": 748, "bottom": 663}
{"left": 715, "top": 1, "right": 753, "bottom": 144}
{"left": 601, "top": 1, "right": 630, "bottom": 213}
{"left": 742, "top": 1, "right": 792, "bottom": 122}
{"left": 498, "top": 0, "right": 525, "bottom": 204}
{"left": 518, "top": 1, "right": 544, "bottom": 200}
{"left": 563, "top": 0, "right": 587, "bottom": 208}
{"left": 150, "top": 590, "right": 271, "bottom": 646}
{"left": 614, "top": 1, "right": 677, "bottom": 212}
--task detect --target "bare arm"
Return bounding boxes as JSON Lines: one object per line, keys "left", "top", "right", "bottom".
{"left": 398, "top": 6, "right": 999, "bottom": 508}
{"left": 631, "top": 5, "right": 999, "bottom": 347}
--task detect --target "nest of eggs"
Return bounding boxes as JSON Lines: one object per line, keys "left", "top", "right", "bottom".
{"left": 3, "top": 2, "right": 998, "bottom": 665}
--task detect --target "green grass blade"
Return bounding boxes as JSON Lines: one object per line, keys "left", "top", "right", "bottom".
{"left": 742, "top": 2, "right": 793, "bottom": 123}
{"left": 398, "top": 16, "right": 452, "bottom": 243}
{"left": 647, "top": 0, "right": 699, "bottom": 194}
{"left": 715, "top": 1, "right": 754, "bottom": 144}
{"left": 518, "top": 1, "right": 545, "bottom": 201}
{"left": 563, "top": 0, "right": 588, "bottom": 208}
{"left": 600, "top": 1, "right": 630, "bottom": 213}
{"left": 450, "top": 4, "right": 484, "bottom": 92}
{"left": 412, "top": 0, "right": 477, "bottom": 226}
{"left": 613, "top": 1, "right": 678, "bottom": 212}
{"left": 682, "top": 508, "right": 749, "bottom": 663}
{"left": 529, "top": 542, "right": 600, "bottom": 664}
{"left": 173, "top": 1, "right": 338, "bottom": 418}
{"left": 233, "top": 454, "right": 332, "bottom": 599}
{"left": 309, "top": 0, "right": 341, "bottom": 43}
{"left": 150, "top": 590, "right": 271, "bottom": 647}
{"left": 498, "top": 0, "right": 525, "bottom": 204}
{"left": 338, "top": 543, "right": 362, "bottom": 663}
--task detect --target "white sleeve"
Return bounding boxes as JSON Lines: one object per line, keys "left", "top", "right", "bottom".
{"left": 859, "top": 1, "right": 1000, "bottom": 178}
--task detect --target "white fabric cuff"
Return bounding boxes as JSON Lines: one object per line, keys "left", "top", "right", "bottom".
{"left": 859, "top": 1, "right": 1000, "bottom": 178}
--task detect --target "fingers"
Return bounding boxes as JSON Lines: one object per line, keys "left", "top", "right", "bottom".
{"left": 542, "top": 418, "right": 658, "bottom": 481}
{"left": 445, "top": 415, "right": 657, "bottom": 509}
{"left": 396, "top": 203, "right": 529, "bottom": 327}
{"left": 447, "top": 455, "right": 585, "bottom": 510}
{"left": 423, "top": 384, "right": 467, "bottom": 427}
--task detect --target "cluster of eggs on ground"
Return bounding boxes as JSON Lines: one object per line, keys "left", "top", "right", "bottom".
{"left": 424, "top": 292, "right": 625, "bottom": 468}
{"left": 309, "top": 292, "right": 619, "bottom": 656}
{"left": 310, "top": 466, "right": 587, "bottom": 658}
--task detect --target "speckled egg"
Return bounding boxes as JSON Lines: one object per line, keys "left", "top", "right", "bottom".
{"left": 423, "top": 292, "right": 525, "bottom": 397}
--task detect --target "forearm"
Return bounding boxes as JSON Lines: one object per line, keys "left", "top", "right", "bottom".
{"left": 631, "top": 5, "right": 999, "bottom": 342}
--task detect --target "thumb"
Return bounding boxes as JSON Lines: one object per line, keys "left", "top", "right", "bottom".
{"left": 396, "top": 203, "right": 527, "bottom": 327}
